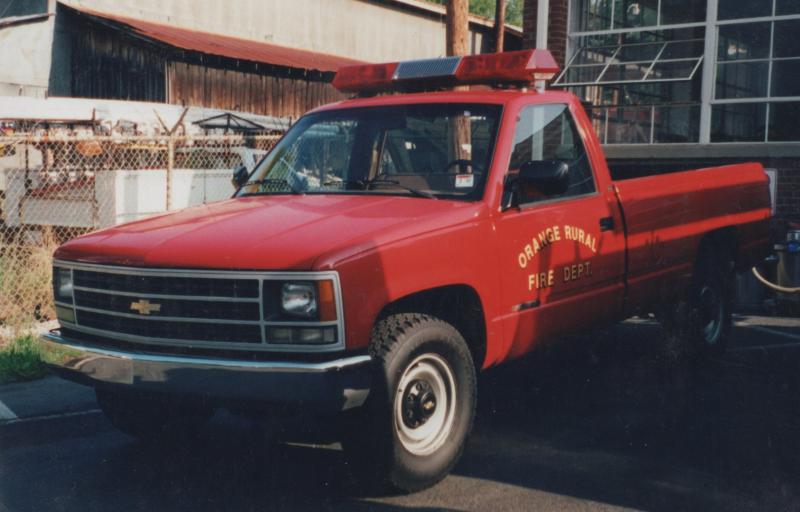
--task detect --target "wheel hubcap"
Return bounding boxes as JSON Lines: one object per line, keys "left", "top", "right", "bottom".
{"left": 401, "top": 380, "right": 437, "bottom": 428}
{"left": 700, "top": 285, "right": 723, "bottom": 345}
{"left": 394, "top": 353, "right": 456, "bottom": 456}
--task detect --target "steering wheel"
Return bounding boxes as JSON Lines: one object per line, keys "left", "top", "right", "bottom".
{"left": 441, "top": 159, "right": 478, "bottom": 174}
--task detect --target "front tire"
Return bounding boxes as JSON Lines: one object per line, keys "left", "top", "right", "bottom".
{"left": 343, "top": 313, "right": 477, "bottom": 493}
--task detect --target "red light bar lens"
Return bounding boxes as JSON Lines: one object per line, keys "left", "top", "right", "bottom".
{"left": 456, "top": 50, "right": 560, "bottom": 83}
{"left": 332, "top": 62, "right": 399, "bottom": 93}
{"left": 331, "top": 50, "right": 560, "bottom": 93}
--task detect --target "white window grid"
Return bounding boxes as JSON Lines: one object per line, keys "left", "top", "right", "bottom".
{"left": 573, "top": 0, "right": 704, "bottom": 33}
{"left": 563, "top": 0, "right": 800, "bottom": 144}
{"left": 711, "top": 8, "right": 800, "bottom": 142}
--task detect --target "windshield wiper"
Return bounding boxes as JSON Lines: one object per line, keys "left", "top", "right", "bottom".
{"left": 362, "top": 179, "right": 438, "bottom": 200}
{"left": 239, "top": 178, "right": 303, "bottom": 195}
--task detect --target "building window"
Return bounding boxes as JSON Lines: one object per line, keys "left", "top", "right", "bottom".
{"left": 575, "top": 0, "right": 706, "bottom": 30}
{"left": 564, "top": 0, "right": 800, "bottom": 144}
{"left": 711, "top": 1, "right": 800, "bottom": 142}
{"left": 556, "top": 6, "right": 705, "bottom": 144}
{"left": 0, "top": 0, "right": 47, "bottom": 18}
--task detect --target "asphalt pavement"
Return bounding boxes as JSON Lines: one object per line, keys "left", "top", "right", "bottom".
{"left": 1, "top": 314, "right": 799, "bottom": 511}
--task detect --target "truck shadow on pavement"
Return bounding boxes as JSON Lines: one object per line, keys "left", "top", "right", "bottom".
{"left": 465, "top": 319, "right": 800, "bottom": 511}
{"left": 2, "top": 320, "right": 799, "bottom": 511}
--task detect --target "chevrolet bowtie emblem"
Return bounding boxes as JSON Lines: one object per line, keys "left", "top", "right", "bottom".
{"left": 130, "top": 299, "right": 161, "bottom": 315}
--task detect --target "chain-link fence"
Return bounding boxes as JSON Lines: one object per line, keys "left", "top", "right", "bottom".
{"left": 0, "top": 134, "right": 281, "bottom": 338}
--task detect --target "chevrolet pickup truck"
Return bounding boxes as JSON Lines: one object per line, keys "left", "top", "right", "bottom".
{"left": 41, "top": 50, "right": 772, "bottom": 492}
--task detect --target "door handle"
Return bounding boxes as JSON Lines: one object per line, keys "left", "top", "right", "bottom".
{"left": 599, "top": 216, "right": 615, "bottom": 232}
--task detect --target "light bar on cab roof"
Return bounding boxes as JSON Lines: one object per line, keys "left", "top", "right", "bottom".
{"left": 332, "top": 50, "right": 560, "bottom": 94}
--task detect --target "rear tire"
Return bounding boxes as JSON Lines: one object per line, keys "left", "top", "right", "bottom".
{"left": 96, "top": 388, "right": 213, "bottom": 444}
{"left": 342, "top": 313, "right": 477, "bottom": 493}
{"left": 662, "top": 247, "right": 733, "bottom": 357}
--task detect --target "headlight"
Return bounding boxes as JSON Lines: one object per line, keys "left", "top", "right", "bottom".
{"left": 53, "top": 267, "right": 74, "bottom": 304}
{"left": 281, "top": 282, "right": 317, "bottom": 318}
{"left": 263, "top": 278, "right": 340, "bottom": 346}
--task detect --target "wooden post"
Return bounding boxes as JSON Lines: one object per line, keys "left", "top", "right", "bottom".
{"left": 446, "top": 0, "right": 469, "bottom": 57}
{"left": 446, "top": 0, "right": 471, "bottom": 165}
{"left": 166, "top": 137, "right": 174, "bottom": 211}
{"left": 494, "top": 0, "right": 506, "bottom": 53}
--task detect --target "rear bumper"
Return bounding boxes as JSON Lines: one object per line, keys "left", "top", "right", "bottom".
{"left": 39, "top": 331, "right": 372, "bottom": 412}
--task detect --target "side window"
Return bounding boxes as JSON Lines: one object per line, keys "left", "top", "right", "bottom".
{"left": 509, "top": 104, "right": 596, "bottom": 205}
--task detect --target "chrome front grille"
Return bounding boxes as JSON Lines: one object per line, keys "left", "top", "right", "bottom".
{"left": 54, "top": 260, "right": 345, "bottom": 353}
{"left": 73, "top": 269, "right": 260, "bottom": 299}
{"left": 72, "top": 288, "right": 261, "bottom": 321}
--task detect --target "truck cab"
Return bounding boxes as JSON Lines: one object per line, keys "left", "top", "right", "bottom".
{"left": 41, "top": 50, "right": 772, "bottom": 493}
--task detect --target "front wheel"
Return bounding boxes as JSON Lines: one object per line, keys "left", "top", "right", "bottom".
{"left": 343, "top": 313, "right": 477, "bottom": 493}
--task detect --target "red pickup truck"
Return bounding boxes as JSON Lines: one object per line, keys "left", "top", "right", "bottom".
{"left": 41, "top": 50, "right": 771, "bottom": 492}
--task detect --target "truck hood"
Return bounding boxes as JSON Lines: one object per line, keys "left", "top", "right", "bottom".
{"left": 55, "top": 195, "right": 485, "bottom": 270}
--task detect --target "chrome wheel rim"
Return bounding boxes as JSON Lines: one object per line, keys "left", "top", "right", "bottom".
{"left": 394, "top": 353, "right": 457, "bottom": 456}
{"left": 700, "top": 285, "right": 723, "bottom": 345}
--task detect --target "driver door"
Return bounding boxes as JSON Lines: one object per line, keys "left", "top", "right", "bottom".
{"left": 494, "top": 103, "right": 626, "bottom": 358}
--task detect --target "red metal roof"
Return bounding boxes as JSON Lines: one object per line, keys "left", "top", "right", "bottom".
{"left": 62, "top": 3, "right": 365, "bottom": 73}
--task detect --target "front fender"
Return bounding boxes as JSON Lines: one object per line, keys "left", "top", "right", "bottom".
{"left": 329, "top": 219, "right": 502, "bottom": 356}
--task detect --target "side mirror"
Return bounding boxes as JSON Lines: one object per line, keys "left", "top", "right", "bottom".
{"left": 518, "top": 160, "right": 570, "bottom": 196}
{"left": 502, "top": 160, "right": 570, "bottom": 209}
{"left": 232, "top": 164, "right": 249, "bottom": 189}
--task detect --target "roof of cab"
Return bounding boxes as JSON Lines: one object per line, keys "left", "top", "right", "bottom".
{"left": 310, "top": 89, "right": 578, "bottom": 114}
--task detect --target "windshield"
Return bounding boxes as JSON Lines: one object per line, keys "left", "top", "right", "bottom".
{"left": 237, "top": 103, "right": 503, "bottom": 200}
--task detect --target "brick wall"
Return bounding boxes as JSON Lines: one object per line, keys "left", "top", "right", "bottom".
{"left": 769, "top": 162, "right": 800, "bottom": 228}
{"left": 522, "top": 0, "right": 569, "bottom": 67}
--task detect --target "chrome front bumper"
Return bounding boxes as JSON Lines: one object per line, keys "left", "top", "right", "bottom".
{"left": 39, "top": 331, "right": 372, "bottom": 412}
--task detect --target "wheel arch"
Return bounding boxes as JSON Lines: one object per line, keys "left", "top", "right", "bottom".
{"left": 374, "top": 284, "right": 487, "bottom": 370}
{"left": 696, "top": 226, "right": 739, "bottom": 271}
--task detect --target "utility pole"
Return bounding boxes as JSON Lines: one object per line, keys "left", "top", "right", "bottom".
{"left": 494, "top": 0, "right": 506, "bottom": 52}
{"left": 445, "top": 0, "right": 471, "bottom": 163}
{"left": 446, "top": 0, "right": 469, "bottom": 57}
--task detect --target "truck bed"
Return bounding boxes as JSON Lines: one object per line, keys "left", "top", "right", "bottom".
{"left": 613, "top": 163, "right": 772, "bottom": 310}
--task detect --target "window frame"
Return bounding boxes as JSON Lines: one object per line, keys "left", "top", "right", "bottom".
{"left": 506, "top": 102, "right": 600, "bottom": 210}
{"left": 710, "top": 11, "right": 800, "bottom": 142}
{"left": 554, "top": 39, "right": 705, "bottom": 87}
{"left": 564, "top": 0, "right": 800, "bottom": 144}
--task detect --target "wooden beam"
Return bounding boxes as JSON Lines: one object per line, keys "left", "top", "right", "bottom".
{"left": 494, "top": 0, "right": 506, "bottom": 53}
{"left": 446, "top": 0, "right": 469, "bottom": 57}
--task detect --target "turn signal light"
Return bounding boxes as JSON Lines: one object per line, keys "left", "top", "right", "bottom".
{"left": 317, "top": 279, "right": 337, "bottom": 322}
